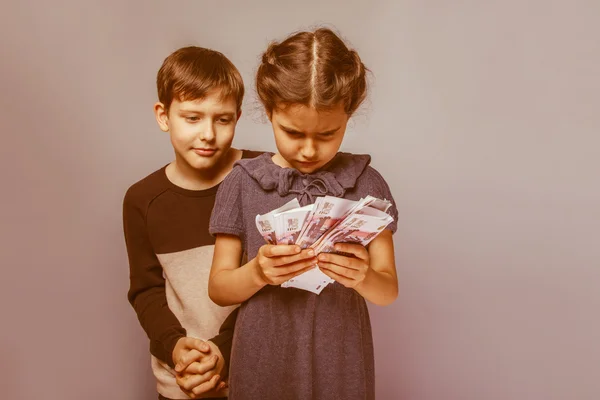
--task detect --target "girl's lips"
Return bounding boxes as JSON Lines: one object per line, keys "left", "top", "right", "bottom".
{"left": 297, "top": 160, "right": 318, "bottom": 167}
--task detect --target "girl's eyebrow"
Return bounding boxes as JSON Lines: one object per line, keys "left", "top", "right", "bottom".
{"left": 279, "top": 123, "right": 340, "bottom": 135}
{"left": 278, "top": 123, "right": 300, "bottom": 133}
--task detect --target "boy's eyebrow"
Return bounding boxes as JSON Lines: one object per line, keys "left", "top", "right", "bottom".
{"left": 178, "top": 109, "right": 236, "bottom": 117}
{"left": 279, "top": 123, "right": 340, "bottom": 135}
{"left": 216, "top": 112, "right": 236, "bottom": 117}
{"left": 178, "top": 108, "right": 205, "bottom": 114}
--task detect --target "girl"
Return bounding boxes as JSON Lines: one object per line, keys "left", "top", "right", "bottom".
{"left": 208, "top": 28, "right": 398, "bottom": 400}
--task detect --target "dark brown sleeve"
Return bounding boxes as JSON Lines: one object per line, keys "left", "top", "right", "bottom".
{"left": 209, "top": 307, "right": 239, "bottom": 378}
{"left": 123, "top": 190, "right": 185, "bottom": 368}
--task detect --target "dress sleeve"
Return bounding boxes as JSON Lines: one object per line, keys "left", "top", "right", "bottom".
{"left": 209, "top": 166, "right": 246, "bottom": 240}
{"left": 365, "top": 167, "right": 399, "bottom": 234}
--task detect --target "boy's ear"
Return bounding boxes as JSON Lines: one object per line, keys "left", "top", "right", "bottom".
{"left": 236, "top": 109, "right": 243, "bottom": 121}
{"left": 154, "top": 102, "right": 169, "bottom": 132}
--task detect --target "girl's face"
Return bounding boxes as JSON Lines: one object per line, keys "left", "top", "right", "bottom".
{"left": 270, "top": 103, "right": 349, "bottom": 174}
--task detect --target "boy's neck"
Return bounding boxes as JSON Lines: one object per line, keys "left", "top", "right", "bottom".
{"left": 166, "top": 148, "right": 242, "bottom": 191}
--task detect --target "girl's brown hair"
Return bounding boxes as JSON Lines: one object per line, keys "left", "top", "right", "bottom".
{"left": 256, "top": 28, "right": 368, "bottom": 116}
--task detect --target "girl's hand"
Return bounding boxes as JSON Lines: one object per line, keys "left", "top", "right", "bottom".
{"left": 318, "top": 243, "right": 370, "bottom": 289}
{"left": 256, "top": 244, "right": 317, "bottom": 285}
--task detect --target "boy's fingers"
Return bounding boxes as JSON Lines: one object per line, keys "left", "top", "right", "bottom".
{"left": 183, "top": 355, "right": 219, "bottom": 375}
{"left": 191, "top": 374, "right": 221, "bottom": 395}
{"left": 182, "top": 337, "right": 210, "bottom": 352}
{"left": 175, "top": 349, "right": 202, "bottom": 372}
{"left": 177, "top": 372, "right": 219, "bottom": 392}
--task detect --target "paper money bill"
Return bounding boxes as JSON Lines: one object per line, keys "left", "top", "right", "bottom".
{"left": 312, "top": 206, "right": 394, "bottom": 254}
{"left": 255, "top": 195, "right": 395, "bottom": 294}
{"left": 274, "top": 204, "right": 314, "bottom": 245}
{"left": 295, "top": 197, "right": 357, "bottom": 249}
{"left": 255, "top": 198, "right": 301, "bottom": 244}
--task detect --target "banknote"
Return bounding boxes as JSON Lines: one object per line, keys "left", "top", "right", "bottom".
{"left": 255, "top": 198, "right": 301, "bottom": 244}
{"left": 255, "top": 195, "right": 394, "bottom": 294}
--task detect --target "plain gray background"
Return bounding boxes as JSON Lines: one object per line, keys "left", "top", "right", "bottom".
{"left": 1, "top": 1, "right": 599, "bottom": 399}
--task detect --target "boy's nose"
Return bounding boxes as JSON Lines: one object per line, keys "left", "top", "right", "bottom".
{"left": 199, "top": 122, "right": 216, "bottom": 142}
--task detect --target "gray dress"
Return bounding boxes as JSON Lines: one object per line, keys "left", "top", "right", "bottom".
{"left": 209, "top": 152, "right": 398, "bottom": 400}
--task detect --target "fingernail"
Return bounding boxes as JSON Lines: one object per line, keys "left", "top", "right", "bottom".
{"left": 308, "top": 249, "right": 314, "bottom": 256}
{"left": 318, "top": 254, "right": 326, "bottom": 261}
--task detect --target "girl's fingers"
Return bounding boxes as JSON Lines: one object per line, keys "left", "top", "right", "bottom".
{"left": 261, "top": 244, "right": 301, "bottom": 258}
{"left": 318, "top": 262, "right": 358, "bottom": 279}
{"left": 333, "top": 243, "right": 369, "bottom": 260}
{"left": 271, "top": 249, "right": 315, "bottom": 267}
{"left": 278, "top": 264, "right": 317, "bottom": 281}
{"left": 320, "top": 266, "right": 354, "bottom": 287}
{"left": 317, "top": 253, "right": 361, "bottom": 270}
{"left": 273, "top": 255, "right": 318, "bottom": 275}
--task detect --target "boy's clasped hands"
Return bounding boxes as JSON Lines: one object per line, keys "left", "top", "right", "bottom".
{"left": 172, "top": 337, "right": 227, "bottom": 398}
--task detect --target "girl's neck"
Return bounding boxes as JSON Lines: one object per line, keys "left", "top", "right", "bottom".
{"left": 271, "top": 153, "right": 294, "bottom": 169}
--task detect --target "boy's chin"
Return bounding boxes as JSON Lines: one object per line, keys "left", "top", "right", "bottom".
{"left": 183, "top": 152, "right": 225, "bottom": 171}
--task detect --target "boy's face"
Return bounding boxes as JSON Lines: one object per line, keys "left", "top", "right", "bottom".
{"left": 154, "top": 90, "right": 240, "bottom": 175}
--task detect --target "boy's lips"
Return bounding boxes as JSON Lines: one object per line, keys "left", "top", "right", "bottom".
{"left": 193, "top": 148, "right": 217, "bottom": 156}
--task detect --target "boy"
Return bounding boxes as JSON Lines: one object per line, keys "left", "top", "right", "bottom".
{"left": 123, "top": 46, "right": 258, "bottom": 399}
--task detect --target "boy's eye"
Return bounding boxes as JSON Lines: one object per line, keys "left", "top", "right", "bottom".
{"left": 218, "top": 118, "right": 232, "bottom": 124}
{"left": 186, "top": 116, "right": 200, "bottom": 122}
{"left": 285, "top": 130, "right": 302, "bottom": 137}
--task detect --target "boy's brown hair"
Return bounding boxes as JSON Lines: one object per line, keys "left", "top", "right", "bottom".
{"left": 256, "top": 28, "right": 368, "bottom": 117}
{"left": 157, "top": 46, "right": 244, "bottom": 113}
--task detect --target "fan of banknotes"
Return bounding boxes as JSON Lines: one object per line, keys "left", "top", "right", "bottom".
{"left": 255, "top": 195, "right": 394, "bottom": 294}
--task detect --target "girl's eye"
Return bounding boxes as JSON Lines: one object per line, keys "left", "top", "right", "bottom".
{"left": 286, "top": 130, "right": 302, "bottom": 137}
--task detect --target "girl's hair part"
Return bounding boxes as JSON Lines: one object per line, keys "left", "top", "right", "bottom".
{"left": 256, "top": 28, "right": 368, "bottom": 116}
